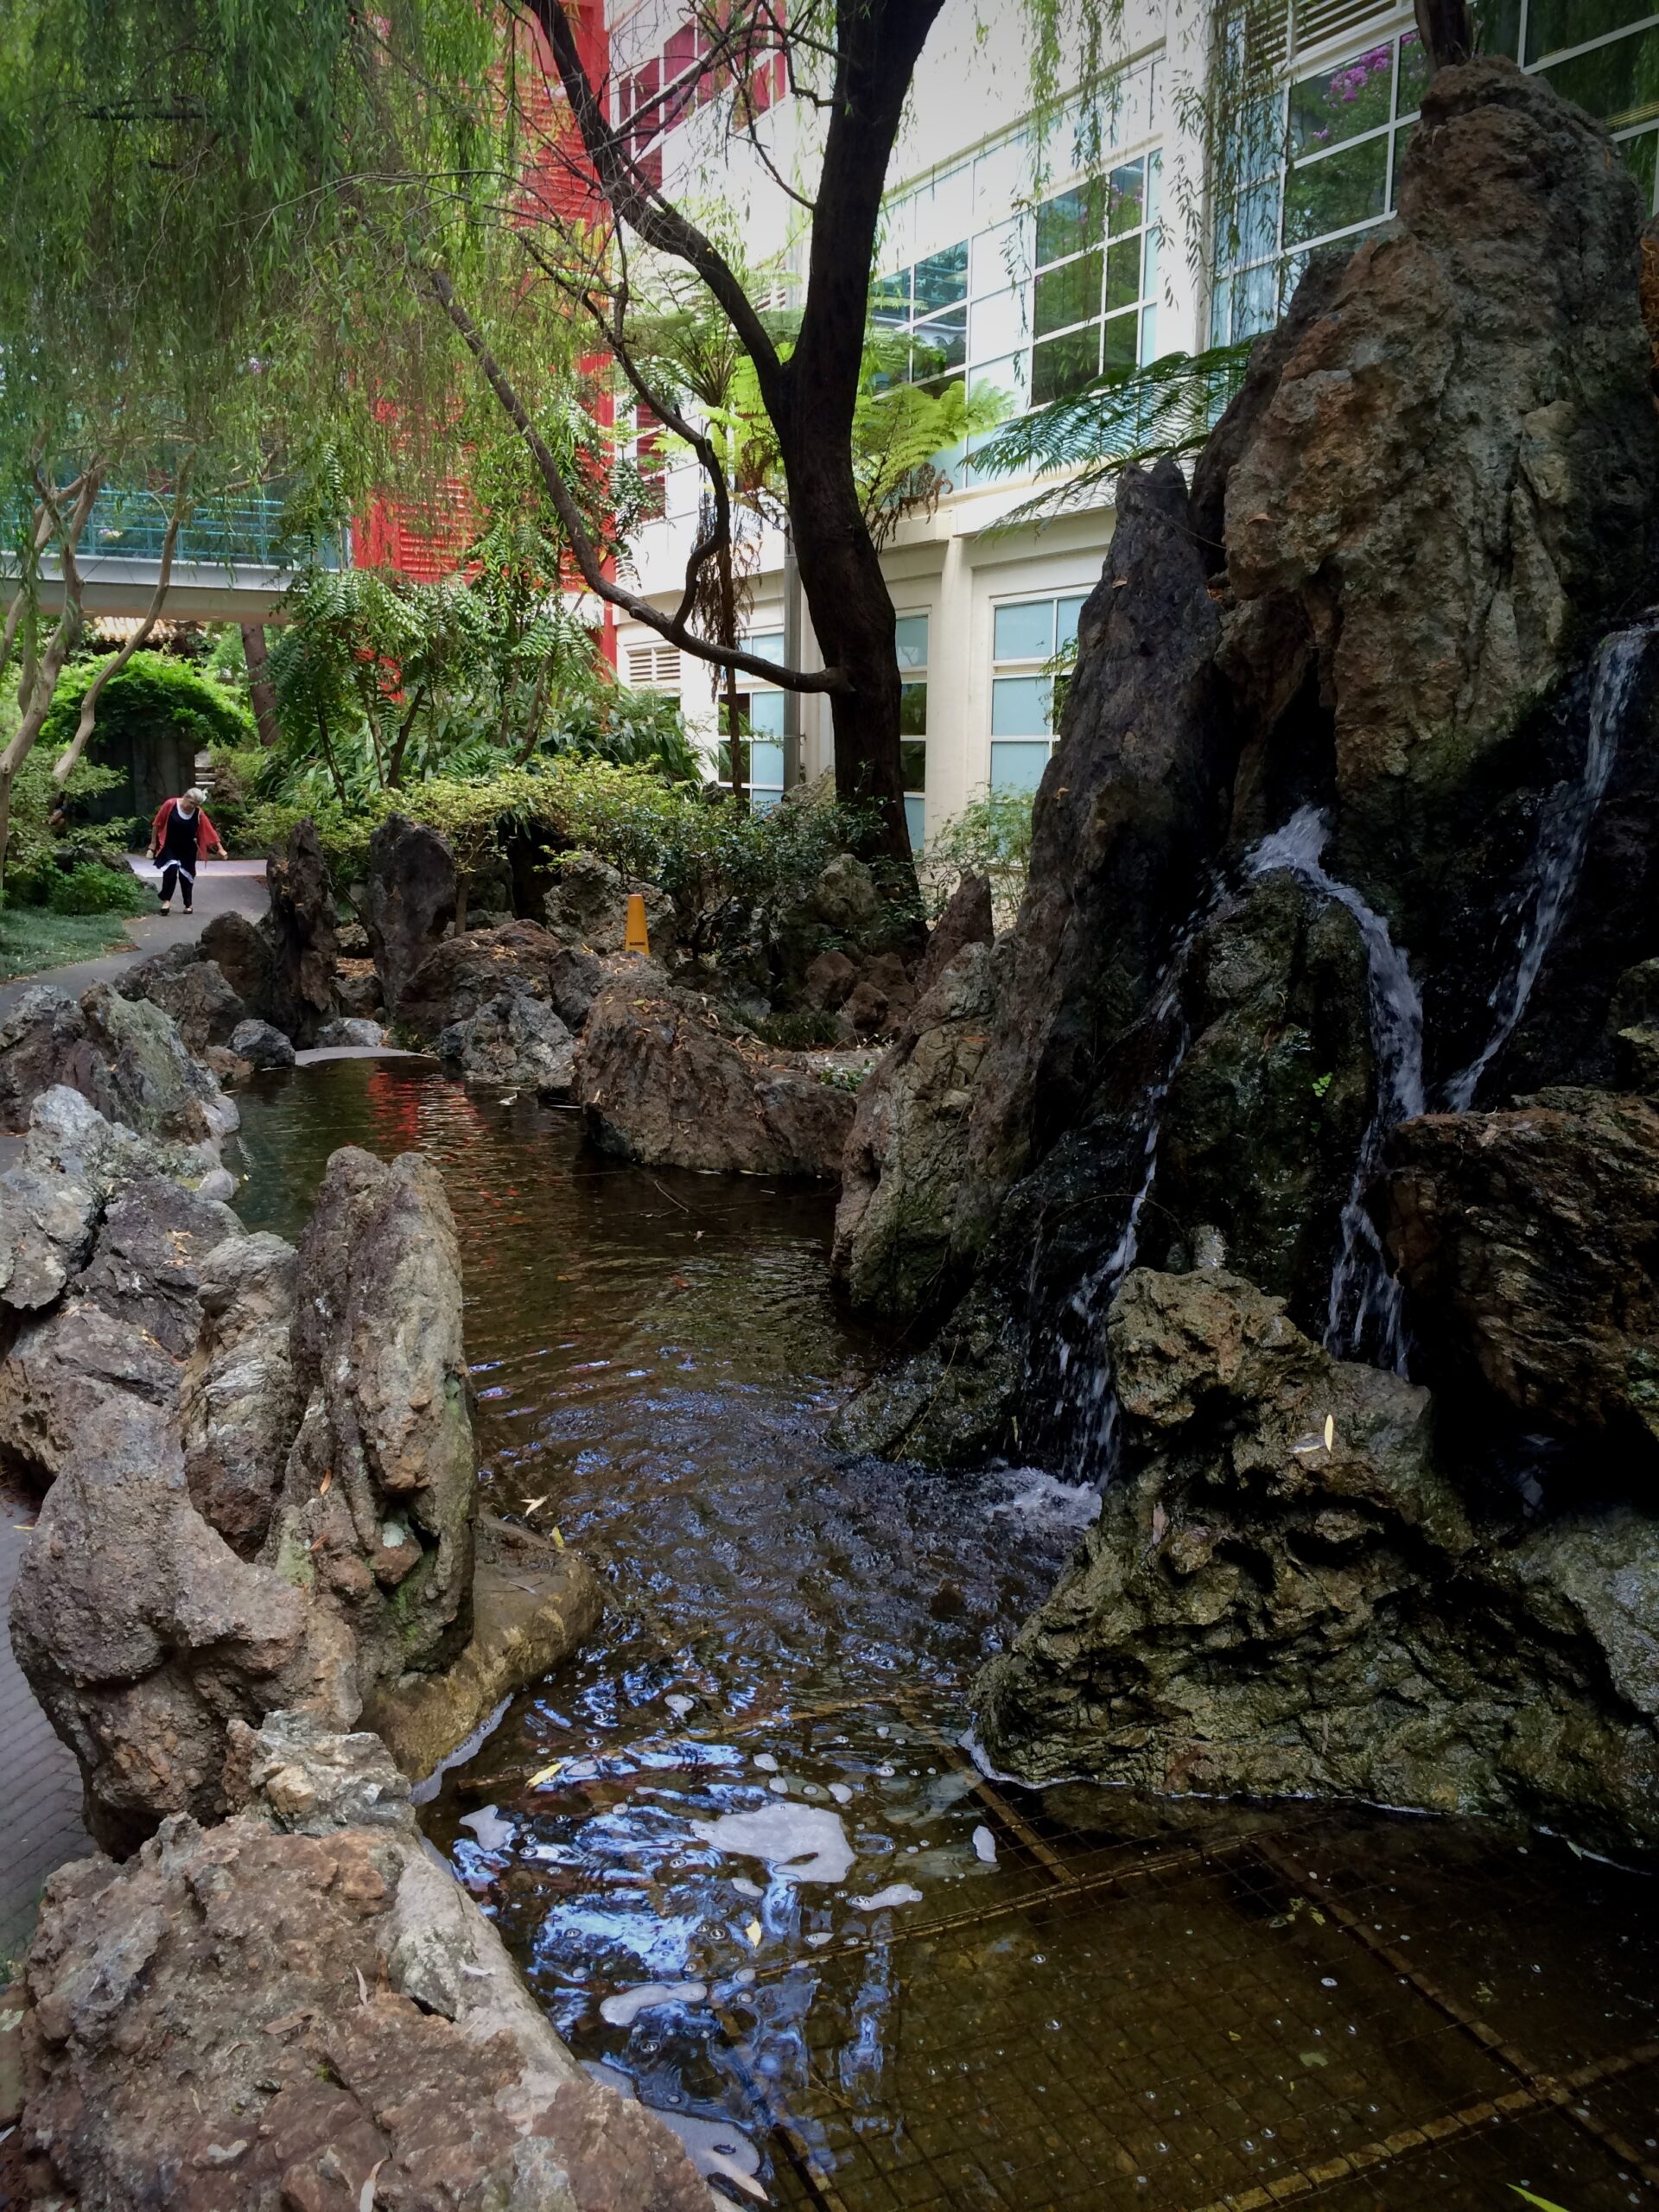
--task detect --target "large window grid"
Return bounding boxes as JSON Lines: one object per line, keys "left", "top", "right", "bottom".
{"left": 1212, "top": 5, "right": 1659, "bottom": 346}
{"left": 896, "top": 614, "right": 929, "bottom": 853}
{"left": 988, "top": 591, "right": 1090, "bottom": 793}
{"left": 1031, "top": 151, "right": 1164, "bottom": 405}
{"left": 716, "top": 626, "right": 786, "bottom": 810}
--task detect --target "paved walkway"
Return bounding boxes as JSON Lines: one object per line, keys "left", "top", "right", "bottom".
{"left": 0, "top": 857, "right": 268, "bottom": 1022}
{"left": 0, "top": 1489, "right": 85, "bottom": 1976}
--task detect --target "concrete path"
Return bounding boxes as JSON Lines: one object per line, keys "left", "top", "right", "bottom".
{"left": 0, "top": 857, "right": 268, "bottom": 1022}
{"left": 0, "top": 1488, "right": 86, "bottom": 1976}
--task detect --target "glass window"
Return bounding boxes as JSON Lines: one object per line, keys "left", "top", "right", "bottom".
{"left": 1056, "top": 593, "right": 1090, "bottom": 651}
{"left": 1032, "top": 327, "right": 1100, "bottom": 405}
{"left": 914, "top": 244, "right": 969, "bottom": 309}
{"left": 746, "top": 629, "right": 785, "bottom": 660}
{"left": 990, "top": 741, "right": 1053, "bottom": 793}
{"left": 900, "top": 682, "right": 928, "bottom": 735}
{"left": 1288, "top": 45, "right": 1395, "bottom": 155}
{"left": 1107, "top": 158, "right": 1147, "bottom": 234}
{"left": 1105, "top": 235, "right": 1142, "bottom": 312}
{"left": 1395, "top": 30, "right": 1430, "bottom": 116}
{"left": 1283, "top": 134, "right": 1389, "bottom": 247}
{"left": 994, "top": 600, "right": 1055, "bottom": 660}
{"left": 1036, "top": 181, "right": 1104, "bottom": 266}
{"left": 1034, "top": 252, "right": 1103, "bottom": 338}
{"left": 904, "top": 794, "right": 926, "bottom": 850}
{"left": 991, "top": 674, "right": 1053, "bottom": 735}
{"left": 1529, "top": 0, "right": 1652, "bottom": 62}
{"left": 912, "top": 309, "right": 968, "bottom": 372}
{"left": 901, "top": 741, "right": 927, "bottom": 792}
{"left": 971, "top": 218, "right": 1024, "bottom": 298}
{"left": 750, "top": 741, "right": 785, "bottom": 786}
{"left": 894, "top": 613, "right": 930, "bottom": 669}
{"left": 1540, "top": 25, "right": 1659, "bottom": 132}
{"left": 747, "top": 691, "right": 785, "bottom": 738}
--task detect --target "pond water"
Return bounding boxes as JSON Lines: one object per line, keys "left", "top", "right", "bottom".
{"left": 233, "top": 1058, "right": 1659, "bottom": 2212}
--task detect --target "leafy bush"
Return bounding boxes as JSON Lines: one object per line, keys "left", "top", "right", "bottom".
{"left": 923, "top": 786, "right": 1033, "bottom": 926}
{"left": 44, "top": 861, "right": 151, "bottom": 915}
{"left": 40, "top": 649, "right": 256, "bottom": 760}
{"left": 756, "top": 1008, "right": 843, "bottom": 1048}
{"left": 0, "top": 747, "right": 140, "bottom": 906}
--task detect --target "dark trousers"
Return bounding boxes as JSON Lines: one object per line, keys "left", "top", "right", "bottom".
{"left": 159, "top": 862, "right": 194, "bottom": 911}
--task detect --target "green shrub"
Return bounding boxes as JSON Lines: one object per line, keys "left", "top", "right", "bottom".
{"left": 40, "top": 649, "right": 256, "bottom": 764}
{"left": 0, "top": 749, "right": 139, "bottom": 906}
{"left": 756, "top": 1008, "right": 843, "bottom": 1048}
{"left": 923, "top": 786, "right": 1033, "bottom": 926}
{"left": 44, "top": 862, "right": 151, "bottom": 916}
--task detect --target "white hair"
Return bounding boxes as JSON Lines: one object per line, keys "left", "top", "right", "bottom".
{"left": 184, "top": 786, "right": 207, "bottom": 806}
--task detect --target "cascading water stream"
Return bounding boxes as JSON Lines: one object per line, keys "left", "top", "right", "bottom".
{"left": 1248, "top": 805, "right": 1425, "bottom": 1372}
{"left": 1444, "top": 623, "right": 1654, "bottom": 1112}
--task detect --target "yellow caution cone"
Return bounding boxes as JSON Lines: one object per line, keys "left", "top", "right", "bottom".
{"left": 624, "top": 892, "right": 651, "bottom": 958}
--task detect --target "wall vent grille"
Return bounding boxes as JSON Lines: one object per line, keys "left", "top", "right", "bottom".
{"left": 1292, "top": 0, "right": 1398, "bottom": 57}
{"left": 626, "top": 643, "right": 683, "bottom": 692}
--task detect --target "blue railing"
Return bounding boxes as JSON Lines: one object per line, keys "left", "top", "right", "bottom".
{"left": 79, "top": 486, "right": 345, "bottom": 570}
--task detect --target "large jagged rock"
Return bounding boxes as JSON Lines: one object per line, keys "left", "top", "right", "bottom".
{"left": 435, "top": 986, "right": 577, "bottom": 1094}
{"left": 976, "top": 1268, "right": 1659, "bottom": 1854}
{"left": 832, "top": 941, "right": 998, "bottom": 1319}
{"left": 181, "top": 1232, "right": 300, "bottom": 1557}
{"left": 0, "top": 1163, "right": 99, "bottom": 1313}
{"left": 199, "top": 908, "right": 276, "bottom": 1014}
{"left": 365, "top": 812, "right": 458, "bottom": 1019}
{"left": 544, "top": 851, "right": 675, "bottom": 960}
{"left": 15, "top": 1713, "right": 707, "bottom": 2212}
{"left": 1217, "top": 59, "right": 1659, "bottom": 1076}
{"left": 363, "top": 1519, "right": 604, "bottom": 1780}
{"left": 263, "top": 818, "right": 339, "bottom": 1046}
{"left": 262, "top": 1147, "right": 476, "bottom": 1704}
{"left": 0, "top": 983, "right": 235, "bottom": 1149}
{"left": 9, "top": 1387, "right": 350, "bottom": 1854}
{"left": 828, "top": 1280, "right": 1022, "bottom": 1466}
{"left": 953, "top": 459, "right": 1233, "bottom": 1262}
{"left": 577, "top": 979, "right": 854, "bottom": 1178}
{"left": 116, "top": 943, "right": 246, "bottom": 1053}
{"left": 397, "top": 918, "right": 602, "bottom": 1041}
{"left": 1382, "top": 1089, "right": 1659, "bottom": 1454}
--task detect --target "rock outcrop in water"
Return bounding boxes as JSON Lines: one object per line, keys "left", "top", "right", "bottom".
{"left": 13, "top": 1713, "right": 706, "bottom": 2212}
{"left": 365, "top": 811, "right": 458, "bottom": 1018}
{"left": 830, "top": 60, "right": 1659, "bottom": 1853}
{"left": 977, "top": 1269, "right": 1659, "bottom": 1856}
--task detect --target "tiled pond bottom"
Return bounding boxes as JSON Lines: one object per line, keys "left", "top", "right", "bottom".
{"left": 231, "top": 1059, "right": 1659, "bottom": 2212}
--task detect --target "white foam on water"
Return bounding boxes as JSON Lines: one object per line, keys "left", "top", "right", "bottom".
{"left": 852, "top": 1882, "right": 924, "bottom": 1911}
{"left": 457, "top": 1803, "right": 515, "bottom": 1853}
{"left": 972, "top": 1824, "right": 998, "bottom": 1865}
{"left": 753, "top": 1752, "right": 779, "bottom": 1771}
{"left": 988, "top": 1467, "right": 1103, "bottom": 1532}
{"left": 689, "top": 1803, "right": 855, "bottom": 1884}
{"left": 732, "top": 1877, "right": 764, "bottom": 1898}
{"left": 410, "top": 1695, "right": 512, "bottom": 1806}
{"left": 664, "top": 1694, "right": 695, "bottom": 1719}
{"left": 828, "top": 1782, "right": 855, "bottom": 1805}
{"left": 1249, "top": 804, "right": 1423, "bottom": 1370}
{"left": 598, "top": 1979, "right": 709, "bottom": 2027}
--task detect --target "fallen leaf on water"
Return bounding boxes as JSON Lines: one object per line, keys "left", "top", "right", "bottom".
{"left": 520, "top": 1496, "right": 547, "bottom": 1516}
{"left": 526, "top": 1760, "right": 566, "bottom": 1788}
{"left": 550, "top": 1527, "right": 565, "bottom": 1549}
{"left": 745, "top": 1919, "right": 763, "bottom": 1946}
{"left": 319, "top": 1469, "right": 333, "bottom": 1497}
{"left": 1323, "top": 1414, "right": 1335, "bottom": 1450}
{"left": 354, "top": 1966, "right": 369, "bottom": 2006}
{"left": 671, "top": 1275, "right": 691, "bottom": 1289}
{"left": 359, "top": 2158, "right": 385, "bottom": 2212}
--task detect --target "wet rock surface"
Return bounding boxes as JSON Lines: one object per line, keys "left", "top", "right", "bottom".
{"left": 14, "top": 1714, "right": 707, "bottom": 2212}
{"left": 365, "top": 813, "right": 458, "bottom": 1018}
{"left": 976, "top": 1269, "right": 1659, "bottom": 1855}
{"left": 1382, "top": 1088, "right": 1659, "bottom": 1452}
{"left": 577, "top": 978, "right": 854, "bottom": 1178}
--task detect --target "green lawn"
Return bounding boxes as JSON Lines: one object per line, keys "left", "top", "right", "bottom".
{"left": 0, "top": 905, "right": 140, "bottom": 982}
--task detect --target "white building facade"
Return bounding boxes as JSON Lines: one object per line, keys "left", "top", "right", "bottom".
{"left": 606, "top": 0, "right": 1659, "bottom": 847}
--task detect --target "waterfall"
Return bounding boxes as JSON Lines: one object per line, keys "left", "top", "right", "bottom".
{"left": 1248, "top": 804, "right": 1425, "bottom": 1372}
{"left": 1444, "top": 625, "right": 1651, "bottom": 1112}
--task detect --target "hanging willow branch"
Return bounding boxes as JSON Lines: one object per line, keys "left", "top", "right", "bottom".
{"left": 974, "top": 340, "right": 1255, "bottom": 530}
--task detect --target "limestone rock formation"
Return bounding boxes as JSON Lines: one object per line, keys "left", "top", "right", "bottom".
{"left": 918, "top": 870, "right": 995, "bottom": 994}
{"left": 14, "top": 1713, "right": 708, "bottom": 2212}
{"left": 181, "top": 1231, "right": 300, "bottom": 1555}
{"left": 365, "top": 812, "right": 458, "bottom": 1017}
{"left": 577, "top": 979, "right": 855, "bottom": 1178}
{"left": 1382, "top": 1089, "right": 1659, "bottom": 1452}
{"left": 116, "top": 944, "right": 246, "bottom": 1053}
{"left": 0, "top": 1163, "right": 99, "bottom": 1313}
{"left": 263, "top": 1147, "right": 476, "bottom": 1702}
{"left": 435, "top": 986, "right": 578, "bottom": 1093}
{"left": 544, "top": 850, "right": 675, "bottom": 959}
{"left": 199, "top": 908, "right": 276, "bottom": 1013}
{"left": 263, "top": 818, "right": 340, "bottom": 1046}
{"left": 397, "top": 918, "right": 601, "bottom": 1040}
{"left": 0, "top": 983, "right": 235, "bottom": 1149}
{"left": 832, "top": 941, "right": 998, "bottom": 1319}
{"left": 976, "top": 1269, "right": 1659, "bottom": 1855}
{"left": 230, "top": 1017, "right": 296, "bottom": 1069}
{"left": 314, "top": 1016, "right": 386, "bottom": 1048}
{"left": 363, "top": 1518, "right": 604, "bottom": 1779}
{"left": 8, "top": 1385, "right": 346, "bottom": 1853}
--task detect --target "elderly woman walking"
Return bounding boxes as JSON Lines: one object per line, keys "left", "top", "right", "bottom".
{"left": 148, "top": 786, "right": 226, "bottom": 915}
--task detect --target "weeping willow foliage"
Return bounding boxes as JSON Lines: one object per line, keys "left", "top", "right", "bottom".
{"left": 0, "top": 0, "right": 591, "bottom": 560}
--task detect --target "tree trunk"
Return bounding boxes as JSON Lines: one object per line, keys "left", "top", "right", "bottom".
{"left": 242, "top": 622, "right": 281, "bottom": 747}
{"left": 1414, "top": 0, "right": 1474, "bottom": 66}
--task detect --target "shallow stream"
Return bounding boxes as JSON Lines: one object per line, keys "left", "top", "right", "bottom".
{"left": 235, "top": 1058, "right": 1659, "bottom": 2212}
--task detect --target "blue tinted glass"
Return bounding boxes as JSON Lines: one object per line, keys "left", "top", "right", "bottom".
{"left": 914, "top": 244, "right": 969, "bottom": 309}
{"left": 894, "top": 613, "right": 929, "bottom": 669}
{"left": 746, "top": 630, "right": 785, "bottom": 659}
{"left": 904, "top": 794, "right": 926, "bottom": 851}
{"left": 747, "top": 691, "right": 785, "bottom": 737}
{"left": 1056, "top": 594, "right": 1090, "bottom": 650}
{"left": 991, "top": 674, "right": 1053, "bottom": 735}
{"left": 749, "top": 741, "right": 785, "bottom": 786}
{"left": 994, "top": 601, "right": 1054, "bottom": 661}
{"left": 990, "top": 740, "right": 1052, "bottom": 792}
{"left": 751, "top": 789, "right": 782, "bottom": 815}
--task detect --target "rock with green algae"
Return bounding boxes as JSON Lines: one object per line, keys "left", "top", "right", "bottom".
{"left": 828, "top": 1280, "right": 1023, "bottom": 1469}
{"left": 976, "top": 1268, "right": 1659, "bottom": 1856}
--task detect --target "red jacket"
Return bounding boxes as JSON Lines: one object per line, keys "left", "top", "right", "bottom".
{"left": 149, "top": 799, "right": 226, "bottom": 861}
